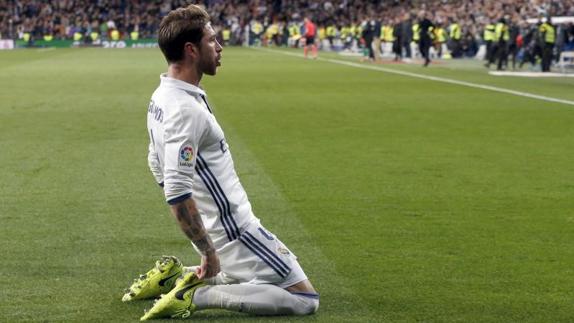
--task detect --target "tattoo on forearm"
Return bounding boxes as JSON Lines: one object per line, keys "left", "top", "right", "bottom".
{"left": 173, "top": 203, "right": 215, "bottom": 255}
{"left": 192, "top": 236, "right": 213, "bottom": 253}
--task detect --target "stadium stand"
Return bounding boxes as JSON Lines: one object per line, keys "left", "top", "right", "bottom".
{"left": 1, "top": 0, "right": 573, "bottom": 71}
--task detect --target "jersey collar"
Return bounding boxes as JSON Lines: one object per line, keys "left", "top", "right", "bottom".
{"left": 160, "top": 73, "right": 207, "bottom": 97}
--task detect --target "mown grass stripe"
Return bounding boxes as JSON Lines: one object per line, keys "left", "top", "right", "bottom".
{"left": 258, "top": 48, "right": 574, "bottom": 107}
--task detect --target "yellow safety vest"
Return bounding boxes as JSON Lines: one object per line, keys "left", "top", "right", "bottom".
{"left": 252, "top": 23, "right": 263, "bottom": 34}
{"left": 222, "top": 29, "right": 231, "bottom": 41}
{"left": 326, "top": 26, "right": 336, "bottom": 37}
{"left": 23, "top": 33, "right": 31, "bottom": 42}
{"left": 350, "top": 25, "right": 358, "bottom": 38}
{"left": 412, "top": 24, "right": 420, "bottom": 41}
{"left": 436, "top": 28, "right": 446, "bottom": 43}
{"left": 289, "top": 25, "right": 300, "bottom": 37}
{"left": 318, "top": 27, "right": 326, "bottom": 40}
{"left": 110, "top": 30, "right": 120, "bottom": 41}
{"left": 384, "top": 25, "right": 394, "bottom": 42}
{"left": 130, "top": 31, "right": 138, "bottom": 40}
{"left": 495, "top": 23, "right": 509, "bottom": 41}
{"left": 449, "top": 23, "right": 461, "bottom": 40}
{"left": 341, "top": 26, "right": 350, "bottom": 38}
{"left": 266, "top": 24, "right": 278, "bottom": 38}
{"left": 73, "top": 32, "right": 82, "bottom": 41}
{"left": 43, "top": 35, "right": 53, "bottom": 41}
{"left": 539, "top": 23, "right": 555, "bottom": 44}
{"left": 483, "top": 24, "right": 495, "bottom": 41}
{"left": 90, "top": 32, "right": 99, "bottom": 41}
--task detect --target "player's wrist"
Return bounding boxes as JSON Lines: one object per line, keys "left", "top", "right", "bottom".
{"left": 192, "top": 236, "right": 216, "bottom": 256}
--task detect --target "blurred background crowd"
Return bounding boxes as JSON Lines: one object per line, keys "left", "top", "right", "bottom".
{"left": 1, "top": 0, "right": 573, "bottom": 66}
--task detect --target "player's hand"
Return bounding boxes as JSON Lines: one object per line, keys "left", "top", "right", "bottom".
{"left": 196, "top": 250, "right": 220, "bottom": 279}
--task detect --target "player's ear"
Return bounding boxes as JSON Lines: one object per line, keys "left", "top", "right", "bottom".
{"left": 183, "top": 42, "right": 199, "bottom": 59}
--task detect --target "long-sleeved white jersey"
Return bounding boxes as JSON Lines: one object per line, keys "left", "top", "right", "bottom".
{"left": 147, "top": 74, "right": 256, "bottom": 249}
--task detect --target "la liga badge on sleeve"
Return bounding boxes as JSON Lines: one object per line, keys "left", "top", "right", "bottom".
{"left": 179, "top": 144, "right": 194, "bottom": 168}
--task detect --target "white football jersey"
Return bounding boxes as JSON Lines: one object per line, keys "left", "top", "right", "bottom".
{"left": 147, "top": 74, "right": 256, "bottom": 249}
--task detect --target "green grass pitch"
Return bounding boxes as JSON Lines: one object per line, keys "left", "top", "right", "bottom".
{"left": 1, "top": 47, "right": 573, "bottom": 322}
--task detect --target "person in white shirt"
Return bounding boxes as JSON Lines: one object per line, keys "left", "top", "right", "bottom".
{"left": 123, "top": 4, "right": 319, "bottom": 320}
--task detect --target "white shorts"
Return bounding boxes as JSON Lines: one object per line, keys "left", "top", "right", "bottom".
{"left": 197, "top": 220, "right": 308, "bottom": 289}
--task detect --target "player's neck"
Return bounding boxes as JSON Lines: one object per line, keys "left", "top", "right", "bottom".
{"left": 167, "top": 63, "right": 202, "bottom": 86}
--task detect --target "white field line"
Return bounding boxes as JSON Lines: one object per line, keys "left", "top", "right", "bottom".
{"left": 256, "top": 48, "right": 574, "bottom": 107}
{"left": 489, "top": 71, "right": 574, "bottom": 78}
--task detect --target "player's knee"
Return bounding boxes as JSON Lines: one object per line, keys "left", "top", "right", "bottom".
{"left": 306, "top": 298, "right": 319, "bottom": 315}
{"left": 292, "top": 295, "right": 319, "bottom": 315}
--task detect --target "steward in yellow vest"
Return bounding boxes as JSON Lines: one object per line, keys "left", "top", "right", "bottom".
{"left": 539, "top": 17, "right": 556, "bottom": 72}
{"left": 289, "top": 24, "right": 299, "bottom": 38}
{"left": 252, "top": 22, "right": 263, "bottom": 34}
{"left": 90, "top": 31, "right": 99, "bottom": 42}
{"left": 250, "top": 21, "right": 263, "bottom": 46}
{"left": 288, "top": 23, "right": 301, "bottom": 47}
{"left": 436, "top": 27, "right": 446, "bottom": 43}
{"left": 483, "top": 23, "right": 495, "bottom": 42}
{"left": 492, "top": 18, "right": 509, "bottom": 70}
{"left": 326, "top": 25, "right": 336, "bottom": 38}
{"left": 495, "top": 21, "right": 509, "bottom": 42}
{"left": 448, "top": 19, "right": 462, "bottom": 57}
{"left": 351, "top": 23, "right": 361, "bottom": 42}
{"left": 428, "top": 26, "right": 435, "bottom": 41}
{"left": 434, "top": 25, "right": 447, "bottom": 57}
{"left": 265, "top": 23, "right": 279, "bottom": 46}
{"left": 483, "top": 23, "right": 495, "bottom": 62}
{"left": 449, "top": 23, "right": 461, "bottom": 40}
{"left": 110, "top": 29, "right": 120, "bottom": 41}
{"left": 318, "top": 26, "right": 326, "bottom": 41}
{"left": 341, "top": 25, "right": 352, "bottom": 50}
{"left": 412, "top": 23, "right": 420, "bottom": 42}
{"left": 539, "top": 21, "right": 555, "bottom": 44}
{"left": 341, "top": 25, "right": 350, "bottom": 39}
{"left": 383, "top": 25, "right": 394, "bottom": 42}
{"left": 326, "top": 24, "right": 336, "bottom": 49}
{"left": 222, "top": 28, "right": 231, "bottom": 45}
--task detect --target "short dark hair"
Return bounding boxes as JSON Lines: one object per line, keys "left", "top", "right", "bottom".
{"left": 158, "top": 5, "right": 210, "bottom": 63}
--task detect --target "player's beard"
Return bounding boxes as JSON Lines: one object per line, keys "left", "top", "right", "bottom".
{"left": 199, "top": 48, "right": 219, "bottom": 76}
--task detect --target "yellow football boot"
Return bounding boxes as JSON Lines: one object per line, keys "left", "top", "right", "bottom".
{"left": 122, "top": 256, "right": 183, "bottom": 302}
{"left": 140, "top": 272, "right": 205, "bottom": 320}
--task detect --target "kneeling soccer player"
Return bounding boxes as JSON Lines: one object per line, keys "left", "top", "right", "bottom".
{"left": 122, "top": 4, "right": 319, "bottom": 320}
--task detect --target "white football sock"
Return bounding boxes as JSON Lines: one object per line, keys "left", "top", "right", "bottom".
{"left": 192, "top": 284, "right": 319, "bottom": 315}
